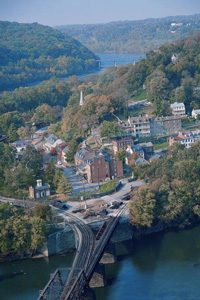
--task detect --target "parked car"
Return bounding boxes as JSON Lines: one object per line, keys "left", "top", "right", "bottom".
{"left": 58, "top": 161, "right": 62, "bottom": 165}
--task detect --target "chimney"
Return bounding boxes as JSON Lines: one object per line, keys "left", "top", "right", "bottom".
{"left": 36, "top": 179, "right": 42, "bottom": 187}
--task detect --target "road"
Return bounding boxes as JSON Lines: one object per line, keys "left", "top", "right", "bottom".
{"left": 0, "top": 195, "right": 35, "bottom": 208}
{"left": 63, "top": 166, "right": 99, "bottom": 194}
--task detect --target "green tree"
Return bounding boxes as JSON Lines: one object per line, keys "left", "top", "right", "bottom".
{"left": 65, "top": 139, "right": 78, "bottom": 163}
{"left": 128, "top": 186, "right": 156, "bottom": 228}
{"left": 115, "top": 149, "right": 127, "bottom": 162}
{"left": 33, "top": 204, "right": 52, "bottom": 222}
{"left": 8, "top": 123, "right": 19, "bottom": 142}
{"left": 100, "top": 121, "right": 122, "bottom": 139}
{"left": 56, "top": 174, "right": 71, "bottom": 194}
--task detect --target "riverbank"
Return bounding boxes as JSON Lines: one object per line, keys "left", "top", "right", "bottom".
{"left": 0, "top": 53, "right": 145, "bottom": 93}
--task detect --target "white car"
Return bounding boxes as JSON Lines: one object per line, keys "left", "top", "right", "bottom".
{"left": 58, "top": 161, "right": 62, "bottom": 165}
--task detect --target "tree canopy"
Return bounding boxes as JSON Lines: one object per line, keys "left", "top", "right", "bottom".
{"left": 0, "top": 21, "right": 99, "bottom": 91}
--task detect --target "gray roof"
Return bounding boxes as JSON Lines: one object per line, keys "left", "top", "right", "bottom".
{"left": 170, "top": 102, "right": 185, "bottom": 108}
{"left": 193, "top": 109, "right": 200, "bottom": 114}
{"left": 35, "top": 183, "right": 50, "bottom": 191}
{"left": 135, "top": 157, "right": 148, "bottom": 164}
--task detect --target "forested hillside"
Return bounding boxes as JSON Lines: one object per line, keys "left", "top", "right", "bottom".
{"left": 0, "top": 21, "right": 99, "bottom": 91}
{"left": 57, "top": 14, "right": 200, "bottom": 53}
{"left": 129, "top": 142, "right": 200, "bottom": 229}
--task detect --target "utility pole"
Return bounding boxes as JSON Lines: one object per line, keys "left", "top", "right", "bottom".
{"left": 98, "top": 168, "right": 100, "bottom": 190}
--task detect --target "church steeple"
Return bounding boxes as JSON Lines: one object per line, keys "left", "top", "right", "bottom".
{"left": 80, "top": 90, "right": 85, "bottom": 106}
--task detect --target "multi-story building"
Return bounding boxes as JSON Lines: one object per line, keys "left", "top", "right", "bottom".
{"left": 168, "top": 131, "right": 199, "bottom": 148}
{"left": 128, "top": 116, "right": 151, "bottom": 138}
{"left": 150, "top": 116, "right": 182, "bottom": 136}
{"left": 75, "top": 148, "right": 123, "bottom": 183}
{"left": 112, "top": 138, "right": 134, "bottom": 154}
{"left": 170, "top": 102, "right": 186, "bottom": 116}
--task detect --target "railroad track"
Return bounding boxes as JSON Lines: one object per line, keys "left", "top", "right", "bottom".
{"left": 58, "top": 212, "right": 95, "bottom": 300}
{"left": 38, "top": 204, "right": 128, "bottom": 300}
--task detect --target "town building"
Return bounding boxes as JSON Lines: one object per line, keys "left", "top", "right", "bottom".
{"left": 150, "top": 116, "right": 182, "bottom": 136}
{"left": 10, "top": 140, "right": 35, "bottom": 159}
{"left": 126, "top": 144, "right": 145, "bottom": 158}
{"left": 170, "top": 102, "right": 186, "bottom": 116}
{"left": 168, "top": 131, "right": 199, "bottom": 148}
{"left": 139, "top": 142, "right": 154, "bottom": 160}
{"left": 29, "top": 179, "right": 51, "bottom": 199}
{"left": 112, "top": 138, "right": 134, "bottom": 154}
{"left": 192, "top": 109, "right": 200, "bottom": 119}
{"left": 11, "top": 140, "right": 31, "bottom": 153}
{"left": 127, "top": 115, "right": 151, "bottom": 138}
{"left": 171, "top": 53, "right": 178, "bottom": 64}
{"left": 75, "top": 148, "right": 123, "bottom": 183}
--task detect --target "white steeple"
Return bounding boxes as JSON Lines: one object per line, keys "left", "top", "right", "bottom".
{"left": 133, "top": 59, "right": 136, "bottom": 66}
{"left": 80, "top": 90, "right": 85, "bottom": 106}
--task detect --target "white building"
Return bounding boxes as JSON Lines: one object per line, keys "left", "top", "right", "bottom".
{"left": 29, "top": 179, "right": 51, "bottom": 199}
{"left": 170, "top": 102, "right": 185, "bottom": 116}
{"left": 192, "top": 109, "right": 200, "bottom": 119}
{"left": 127, "top": 116, "right": 151, "bottom": 138}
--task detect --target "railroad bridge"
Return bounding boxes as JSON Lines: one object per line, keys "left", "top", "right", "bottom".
{"left": 38, "top": 205, "right": 128, "bottom": 300}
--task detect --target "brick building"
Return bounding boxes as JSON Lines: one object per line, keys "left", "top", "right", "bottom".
{"left": 75, "top": 148, "right": 123, "bottom": 183}
{"left": 112, "top": 138, "right": 134, "bottom": 154}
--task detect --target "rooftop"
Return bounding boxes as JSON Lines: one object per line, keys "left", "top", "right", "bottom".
{"left": 170, "top": 102, "right": 185, "bottom": 108}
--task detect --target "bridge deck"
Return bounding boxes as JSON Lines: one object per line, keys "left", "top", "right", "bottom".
{"left": 38, "top": 205, "right": 128, "bottom": 300}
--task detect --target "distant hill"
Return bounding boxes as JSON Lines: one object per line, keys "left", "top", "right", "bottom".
{"left": 0, "top": 21, "right": 99, "bottom": 91}
{"left": 56, "top": 14, "right": 200, "bottom": 53}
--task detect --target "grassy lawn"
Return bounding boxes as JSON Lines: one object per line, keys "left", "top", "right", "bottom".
{"left": 99, "top": 179, "right": 118, "bottom": 193}
{"left": 129, "top": 90, "right": 147, "bottom": 102}
{"left": 153, "top": 142, "right": 169, "bottom": 150}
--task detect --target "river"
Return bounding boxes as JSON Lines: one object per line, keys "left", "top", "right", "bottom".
{"left": 1, "top": 224, "right": 200, "bottom": 299}
{"left": 1, "top": 53, "right": 145, "bottom": 93}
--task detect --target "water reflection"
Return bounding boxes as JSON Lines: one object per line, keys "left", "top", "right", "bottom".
{"left": 96, "top": 225, "right": 200, "bottom": 300}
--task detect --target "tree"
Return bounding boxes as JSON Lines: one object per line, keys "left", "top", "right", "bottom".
{"left": 33, "top": 204, "right": 52, "bottom": 222}
{"left": 8, "top": 123, "right": 19, "bottom": 142}
{"left": 45, "top": 158, "right": 56, "bottom": 187}
{"left": 115, "top": 150, "right": 126, "bottom": 162}
{"left": 100, "top": 121, "right": 122, "bottom": 139}
{"left": 128, "top": 186, "right": 156, "bottom": 228}
{"left": 65, "top": 139, "right": 78, "bottom": 163}
{"left": 56, "top": 174, "right": 71, "bottom": 194}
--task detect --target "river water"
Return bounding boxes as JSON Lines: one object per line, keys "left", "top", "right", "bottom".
{"left": 1, "top": 53, "right": 145, "bottom": 92}
{"left": 1, "top": 225, "right": 200, "bottom": 299}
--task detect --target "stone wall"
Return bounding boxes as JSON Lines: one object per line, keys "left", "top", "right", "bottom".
{"left": 46, "top": 225, "right": 76, "bottom": 256}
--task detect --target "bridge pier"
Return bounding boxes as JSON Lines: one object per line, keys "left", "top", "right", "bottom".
{"left": 89, "top": 263, "right": 107, "bottom": 288}
{"left": 100, "top": 243, "right": 117, "bottom": 264}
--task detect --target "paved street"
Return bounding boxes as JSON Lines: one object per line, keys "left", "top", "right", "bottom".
{"left": 63, "top": 166, "right": 99, "bottom": 194}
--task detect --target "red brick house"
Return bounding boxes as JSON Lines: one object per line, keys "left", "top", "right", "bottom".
{"left": 75, "top": 148, "right": 123, "bottom": 183}
{"left": 112, "top": 138, "right": 134, "bottom": 154}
